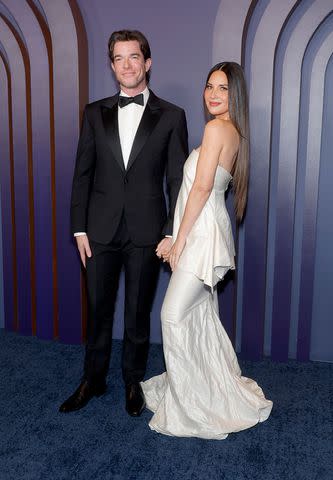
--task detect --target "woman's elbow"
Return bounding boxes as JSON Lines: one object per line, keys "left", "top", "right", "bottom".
{"left": 192, "top": 183, "right": 213, "bottom": 197}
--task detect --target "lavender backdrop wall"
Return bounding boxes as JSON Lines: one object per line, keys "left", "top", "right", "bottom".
{"left": 0, "top": 0, "right": 332, "bottom": 362}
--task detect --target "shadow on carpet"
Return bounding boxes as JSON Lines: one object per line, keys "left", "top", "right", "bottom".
{"left": 0, "top": 330, "right": 332, "bottom": 480}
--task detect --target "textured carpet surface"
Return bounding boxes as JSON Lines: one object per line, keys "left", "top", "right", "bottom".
{"left": 0, "top": 330, "right": 332, "bottom": 480}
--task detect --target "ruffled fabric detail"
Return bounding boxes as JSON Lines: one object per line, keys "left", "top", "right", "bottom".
{"left": 178, "top": 219, "right": 235, "bottom": 291}
{"left": 172, "top": 150, "right": 235, "bottom": 291}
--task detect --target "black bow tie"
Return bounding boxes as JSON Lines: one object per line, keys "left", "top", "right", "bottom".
{"left": 118, "top": 94, "right": 144, "bottom": 108}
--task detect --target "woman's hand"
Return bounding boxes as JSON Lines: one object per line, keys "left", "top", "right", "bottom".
{"left": 164, "top": 236, "right": 186, "bottom": 271}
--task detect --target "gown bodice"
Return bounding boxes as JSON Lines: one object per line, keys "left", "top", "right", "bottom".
{"left": 172, "top": 149, "right": 236, "bottom": 289}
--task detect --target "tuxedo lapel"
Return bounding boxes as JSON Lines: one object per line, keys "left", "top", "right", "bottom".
{"left": 126, "top": 91, "right": 162, "bottom": 172}
{"left": 101, "top": 96, "right": 125, "bottom": 173}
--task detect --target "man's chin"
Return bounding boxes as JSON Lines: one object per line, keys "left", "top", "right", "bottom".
{"left": 122, "top": 84, "right": 136, "bottom": 89}
{"left": 119, "top": 78, "right": 145, "bottom": 91}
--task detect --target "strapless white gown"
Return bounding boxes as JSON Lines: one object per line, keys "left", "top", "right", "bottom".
{"left": 141, "top": 149, "right": 273, "bottom": 439}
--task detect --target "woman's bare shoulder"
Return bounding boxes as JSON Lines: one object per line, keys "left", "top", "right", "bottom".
{"left": 204, "top": 118, "right": 239, "bottom": 145}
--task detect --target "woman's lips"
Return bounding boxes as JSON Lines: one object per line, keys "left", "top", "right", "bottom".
{"left": 209, "top": 102, "right": 221, "bottom": 107}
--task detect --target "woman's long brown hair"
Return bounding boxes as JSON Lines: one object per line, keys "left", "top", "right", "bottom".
{"left": 205, "top": 62, "right": 249, "bottom": 222}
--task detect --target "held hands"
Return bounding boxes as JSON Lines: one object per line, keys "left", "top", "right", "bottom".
{"left": 76, "top": 234, "right": 92, "bottom": 268}
{"left": 156, "top": 236, "right": 186, "bottom": 272}
{"left": 156, "top": 237, "right": 173, "bottom": 260}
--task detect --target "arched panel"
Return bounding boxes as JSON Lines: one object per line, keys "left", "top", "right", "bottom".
{"left": 211, "top": 0, "right": 333, "bottom": 362}
{"left": 0, "top": 49, "right": 17, "bottom": 332}
{"left": 293, "top": 16, "right": 333, "bottom": 360}
{"left": 26, "top": 0, "right": 59, "bottom": 339}
{"left": 241, "top": 0, "right": 297, "bottom": 360}
{"left": 270, "top": 0, "right": 333, "bottom": 361}
{"left": 311, "top": 53, "right": 333, "bottom": 362}
{"left": 38, "top": 0, "right": 88, "bottom": 343}
{"left": 0, "top": 16, "right": 34, "bottom": 335}
{"left": 212, "top": 0, "right": 253, "bottom": 346}
{"left": 212, "top": 0, "right": 252, "bottom": 64}
{"left": 3, "top": 0, "right": 54, "bottom": 340}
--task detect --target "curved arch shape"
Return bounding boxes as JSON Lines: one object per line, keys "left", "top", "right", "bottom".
{"left": 26, "top": 0, "right": 59, "bottom": 339}
{"left": 212, "top": 0, "right": 253, "bottom": 347}
{"left": 68, "top": 0, "right": 89, "bottom": 119}
{"left": 0, "top": 0, "right": 27, "bottom": 48}
{"left": 67, "top": 0, "right": 89, "bottom": 341}
{"left": 0, "top": 48, "right": 17, "bottom": 332}
{"left": 0, "top": 14, "right": 35, "bottom": 335}
{"left": 270, "top": 0, "right": 333, "bottom": 360}
{"left": 3, "top": 0, "right": 55, "bottom": 340}
{"left": 0, "top": 0, "right": 88, "bottom": 343}
{"left": 38, "top": 0, "right": 88, "bottom": 343}
{"left": 241, "top": 0, "right": 298, "bottom": 360}
{"left": 212, "top": 0, "right": 253, "bottom": 64}
{"left": 296, "top": 18, "right": 333, "bottom": 360}
{"left": 311, "top": 53, "right": 333, "bottom": 362}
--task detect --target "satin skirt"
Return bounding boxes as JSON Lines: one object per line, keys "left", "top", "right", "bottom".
{"left": 141, "top": 268, "right": 273, "bottom": 439}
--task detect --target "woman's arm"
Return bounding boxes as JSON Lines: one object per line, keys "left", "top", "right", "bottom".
{"left": 167, "top": 119, "right": 227, "bottom": 270}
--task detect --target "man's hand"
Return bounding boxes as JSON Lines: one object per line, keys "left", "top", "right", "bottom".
{"left": 76, "top": 234, "right": 92, "bottom": 268}
{"left": 156, "top": 237, "right": 173, "bottom": 260}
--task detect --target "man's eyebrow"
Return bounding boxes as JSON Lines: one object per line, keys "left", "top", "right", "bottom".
{"left": 114, "top": 52, "right": 140, "bottom": 58}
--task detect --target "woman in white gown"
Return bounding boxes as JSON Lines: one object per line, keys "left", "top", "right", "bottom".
{"left": 141, "top": 62, "right": 272, "bottom": 439}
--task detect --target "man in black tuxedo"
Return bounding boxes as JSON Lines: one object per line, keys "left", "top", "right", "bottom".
{"left": 59, "top": 30, "right": 188, "bottom": 416}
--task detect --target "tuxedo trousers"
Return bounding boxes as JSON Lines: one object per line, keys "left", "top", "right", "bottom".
{"left": 83, "top": 216, "right": 160, "bottom": 385}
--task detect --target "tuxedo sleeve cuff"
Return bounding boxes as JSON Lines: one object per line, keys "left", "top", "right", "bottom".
{"left": 74, "top": 232, "right": 86, "bottom": 237}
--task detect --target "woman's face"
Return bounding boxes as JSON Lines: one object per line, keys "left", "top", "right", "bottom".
{"left": 204, "top": 70, "right": 229, "bottom": 119}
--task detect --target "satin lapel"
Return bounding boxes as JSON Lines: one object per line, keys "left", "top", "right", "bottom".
{"left": 101, "top": 100, "right": 125, "bottom": 173}
{"left": 126, "top": 100, "right": 162, "bottom": 172}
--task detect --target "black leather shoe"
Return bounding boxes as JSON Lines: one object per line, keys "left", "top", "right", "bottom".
{"left": 59, "top": 380, "right": 107, "bottom": 413}
{"left": 125, "top": 383, "right": 146, "bottom": 417}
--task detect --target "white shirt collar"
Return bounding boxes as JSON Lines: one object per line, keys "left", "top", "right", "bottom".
{"left": 119, "top": 86, "right": 150, "bottom": 107}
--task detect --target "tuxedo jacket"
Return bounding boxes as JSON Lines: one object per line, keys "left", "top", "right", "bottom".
{"left": 70, "top": 90, "right": 188, "bottom": 246}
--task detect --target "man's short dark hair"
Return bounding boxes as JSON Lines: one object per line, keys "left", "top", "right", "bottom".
{"left": 108, "top": 30, "right": 151, "bottom": 82}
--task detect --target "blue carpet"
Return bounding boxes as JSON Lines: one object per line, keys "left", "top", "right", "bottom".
{"left": 0, "top": 330, "right": 332, "bottom": 480}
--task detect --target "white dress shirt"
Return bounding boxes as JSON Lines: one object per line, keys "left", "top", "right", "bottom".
{"left": 74, "top": 87, "right": 149, "bottom": 237}
{"left": 118, "top": 87, "right": 149, "bottom": 169}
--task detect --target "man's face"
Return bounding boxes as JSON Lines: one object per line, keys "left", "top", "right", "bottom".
{"left": 111, "top": 40, "right": 151, "bottom": 94}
